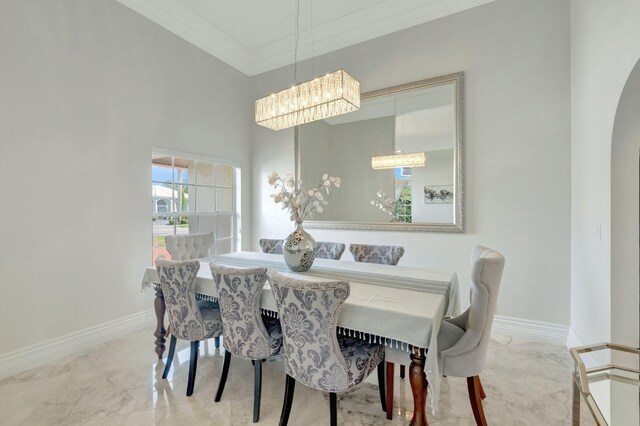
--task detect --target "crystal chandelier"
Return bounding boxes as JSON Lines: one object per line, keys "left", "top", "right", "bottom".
{"left": 254, "top": 0, "right": 360, "bottom": 131}
{"left": 255, "top": 70, "right": 360, "bottom": 131}
{"left": 371, "top": 152, "right": 427, "bottom": 170}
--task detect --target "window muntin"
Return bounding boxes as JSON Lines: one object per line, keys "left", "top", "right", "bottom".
{"left": 152, "top": 153, "right": 238, "bottom": 262}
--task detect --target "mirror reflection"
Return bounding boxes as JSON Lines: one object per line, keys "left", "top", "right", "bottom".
{"left": 297, "top": 73, "right": 463, "bottom": 232}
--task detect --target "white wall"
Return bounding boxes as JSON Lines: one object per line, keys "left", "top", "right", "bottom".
{"left": 611, "top": 62, "right": 640, "bottom": 349}
{"left": 569, "top": 0, "right": 640, "bottom": 348}
{"left": 0, "top": 0, "right": 252, "bottom": 356}
{"left": 251, "top": 0, "right": 571, "bottom": 326}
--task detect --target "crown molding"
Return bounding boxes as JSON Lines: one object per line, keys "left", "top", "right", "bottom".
{"left": 116, "top": 0, "right": 252, "bottom": 74}
{"left": 117, "top": 0, "right": 495, "bottom": 76}
{"left": 250, "top": 0, "right": 495, "bottom": 75}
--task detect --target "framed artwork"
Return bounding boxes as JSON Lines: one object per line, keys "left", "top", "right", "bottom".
{"left": 424, "top": 185, "right": 454, "bottom": 204}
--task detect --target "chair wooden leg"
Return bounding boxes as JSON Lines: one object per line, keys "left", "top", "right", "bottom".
{"left": 279, "top": 375, "right": 296, "bottom": 426}
{"left": 377, "top": 360, "right": 386, "bottom": 413}
{"left": 478, "top": 376, "right": 486, "bottom": 400}
{"left": 329, "top": 392, "right": 337, "bottom": 426}
{"left": 162, "top": 335, "right": 177, "bottom": 379}
{"left": 467, "top": 376, "right": 488, "bottom": 426}
{"left": 386, "top": 362, "right": 394, "bottom": 420}
{"left": 253, "top": 359, "right": 263, "bottom": 423}
{"left": 400, "top": 364, "right": 405, "bottom": 379}
{"left": 186, "top": 340, "right": 199, "bottom": 396}
{"left": 215, "top": 350, "right": 232, "bottom": 402}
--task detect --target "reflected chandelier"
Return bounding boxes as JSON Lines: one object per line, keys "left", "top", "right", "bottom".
{"left": 371, "top": 152, "right": 427, "bottom": 170}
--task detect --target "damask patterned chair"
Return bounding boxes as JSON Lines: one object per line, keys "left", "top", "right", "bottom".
{"left": 164, "top": 231, "right": 220, "bottom": 348}
{"left": 267, "top": 270, "right": 387, "bottom": 426}
{"left": 384, "top": 245, "right": 505, "bottom": 425}
{"left": 314, "top": 241, "right": 346, "bottom": 260}
{"left": 349, "top": 244, "right": 405, "bottom": 265}
{"left": 259, "top": 238, "right": 284, "bottom": 254}
{"left": 165, "top": 231, "right": 215, "bottom": 260}
{"left": 210, "top": 263, "right": 283, "bottom": 423}
{"left": 157, "top": 259, "right": 224, "bottom": 396}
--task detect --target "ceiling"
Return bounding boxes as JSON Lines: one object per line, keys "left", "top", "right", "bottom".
{"left": 116, "top": 0, "right": 495, "bottom": 76}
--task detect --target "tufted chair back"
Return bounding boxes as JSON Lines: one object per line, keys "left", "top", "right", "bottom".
{"left": 268, "top": 270, "right": 354, "bottom": 392}
{"left": 157, "top": 259, "right": 212, "bottom": 341}
{"left": 349, "top": 244, "right": 405, "bottom": 265}
{"left": 315, "top": 242, "right": 346, "bottom": 260}
{"left": 165, "top": 232, "right": 215, "bottom": 260}
{"left": 439, "top": 245, "right": 505, "bottom": 377}
{"left": 210, "top": 263, "right": 281, "bottom": 359}
{"left": 259, "top": 239, "right": 284, "bottom": 254}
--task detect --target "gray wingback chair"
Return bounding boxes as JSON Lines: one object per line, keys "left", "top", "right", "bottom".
{"left": 259, "top": 238, "right": 284, "bottom": 254}
{"left": 349, "top": 244, "right": 405, "bottom": 265}
{"left": 268, "top": 270, "right": 387, "bottom": 426}
{"left": 157, "top": 259, "right": 224, "bottom": 396}
{"left": 315, "top": 241, "right": 346, "bottom": 260}
{"left": 210, "top": 263, "right": 283, "bottom": 423}
{"left": 165, "top": 231, "right": 215, "bottom": 260}
{"left": 385, "top": 245, "right": 505, "bottom": 425}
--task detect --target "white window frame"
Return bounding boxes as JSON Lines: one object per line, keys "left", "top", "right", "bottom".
{"left": 152, "top": 147, "right": 241, "bottom": 257}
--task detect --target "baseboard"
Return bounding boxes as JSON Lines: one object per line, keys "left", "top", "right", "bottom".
{"left": 0, "top": 309, "right": 155, "bottom": 381}
{"left": 491, "top": 315, "right": 569, "bottom": 345}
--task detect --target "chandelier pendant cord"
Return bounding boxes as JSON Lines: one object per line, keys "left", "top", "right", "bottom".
{"left": 294, "top": 0, "right": 300, "bottom": 84}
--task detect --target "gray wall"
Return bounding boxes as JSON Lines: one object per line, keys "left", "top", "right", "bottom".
{"left": 0, "top": 0, "right": 252, "bottom": 356}
{"left": 251, "top": 0, "right": 571, "bottom": 326}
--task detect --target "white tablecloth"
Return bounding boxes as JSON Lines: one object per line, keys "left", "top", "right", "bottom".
{"left": 141, "top": 251, "right": 461, "bottom": 411}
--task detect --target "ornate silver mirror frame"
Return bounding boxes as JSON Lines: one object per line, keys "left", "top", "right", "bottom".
{"left": 295, "top": 72, "right": 464, "bottom": 232}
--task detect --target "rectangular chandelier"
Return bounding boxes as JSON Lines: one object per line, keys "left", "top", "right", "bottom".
{"left": 371, "top": 152, "right": 427, "bottom": 170}
{"left": 255, "top": 69, "right": 360, "bottom": 131}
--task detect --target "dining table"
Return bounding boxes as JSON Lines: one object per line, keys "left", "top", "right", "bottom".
{"left": 141, "top": 251, "right": 460, "bottom": 426}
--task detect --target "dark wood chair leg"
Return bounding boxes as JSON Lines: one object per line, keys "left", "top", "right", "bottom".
{"left": 215, "top": 336, "right": 221, "bottom": 349}
{"left": 329, "top": 392, "right": 337, "bottom": 426}
{"left": 377, "top": 360, "right": 386, "bottom": 413}
{"left": 386, "top": 362, "right": 394, "bottom": 420}
{"left": 478, "top": 376, "right": 486, "bottom": 400}
{"left": 467, "top": 376, "right": 488, "bottom": 426}
{"left": 215, "top": 350, "right": 232, "bottom": 402}
{"left": 186, "top": 340, "right": 199, "bottom": 396}
{"left": 400, "top": 364, "right": 405, "bottom": 379}
{"left": 279, "top": 375, "right": 296, "bottom": 426}
{"left": 253, "top": 359, "right": 263, "bottom": 423}
{"left": 162, "top": 335, "right": 177, "bottom": 379}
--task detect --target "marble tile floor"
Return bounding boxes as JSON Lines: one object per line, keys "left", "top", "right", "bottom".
{"left": 0, "top": 329, "right": 597, "bottom": 425}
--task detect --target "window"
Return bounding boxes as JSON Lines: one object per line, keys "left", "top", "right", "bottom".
{"left": 152, "top": 151, "right": 239, "bottom": 262}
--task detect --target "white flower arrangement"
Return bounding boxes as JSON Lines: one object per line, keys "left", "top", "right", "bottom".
{"left": 268, "top": 171, "right": 341, "bottom": 223}
{"left": 370, "top": 190, "right": 399, "bottom": 221}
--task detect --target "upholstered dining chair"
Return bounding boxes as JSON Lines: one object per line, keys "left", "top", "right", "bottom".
{"left": 157, "top": 259, "right": 224, "bottom": 396}
{"left": 165, "top": 231, "right": 215, "bottom": 260}
{"left": 384, "top": 245, "right": 505, "bottom": 425}
{"left": 314, "top": 241, "right": 346, "bottom": 260}
{"left": 267, "top": 270, "right": 387, "bottom": 426}
{"left": 259, "top": 238, "right": 284, "bottom": 254}
{"left": 164, "top": 231, "right": 220, "bottom": 348}
{"left": 349, "top": 244, "right": 405, "bottom": 265}
{"left": 210, "top": 263, "right": 283, "bottom": 423}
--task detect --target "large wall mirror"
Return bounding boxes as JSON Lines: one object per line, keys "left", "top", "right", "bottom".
{"left": 295, "top": 72, "right": 464, "bottom": 232}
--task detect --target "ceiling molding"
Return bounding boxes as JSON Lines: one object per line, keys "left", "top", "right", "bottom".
{"left": 116, "top": 0, "right": 252, "bottom": 73}
{"left": 117, "top": 0, "right": 495, "bottom": 77}
{"left": 250, "top": 0, "right": 495, "bottom": 76}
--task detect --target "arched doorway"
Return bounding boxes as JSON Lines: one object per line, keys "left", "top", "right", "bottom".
{"left": 611, "top": 58, "right": 640, "bottom": 348}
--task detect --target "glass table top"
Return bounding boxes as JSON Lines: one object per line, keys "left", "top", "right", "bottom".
{"left": 571, "top": 344, "right": 640, "bottom": 426}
